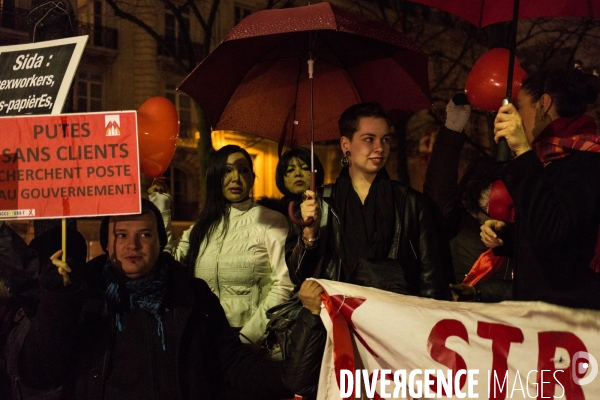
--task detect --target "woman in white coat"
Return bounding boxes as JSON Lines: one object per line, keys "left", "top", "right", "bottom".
{"left": 155, "top": 145, "right": 294, "bottom": 345}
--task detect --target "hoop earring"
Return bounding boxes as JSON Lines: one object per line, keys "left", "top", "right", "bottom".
{"left": 341, "top": 151, "right": 350, "bottom": 167}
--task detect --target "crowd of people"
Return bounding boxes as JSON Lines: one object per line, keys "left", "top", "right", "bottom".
{"left": 0, "top": 66, "right": 599, "bottom": 399}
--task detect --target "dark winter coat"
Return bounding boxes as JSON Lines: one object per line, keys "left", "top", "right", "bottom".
{"left": 15, "top": 254, "right": 324, "bottom": 399}
{"left": 501, "top": 150, "right": 600, "bottom": 309}
{"left": 423, "top": 126, "right": 513, "bottom": 301}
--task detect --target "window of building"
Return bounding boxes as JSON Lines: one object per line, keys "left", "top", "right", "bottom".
{"left": 76, "top": 0, "right": 102, "bottom": 24}
{"left": 234, "top": 5, "right": 251, "bottom": 25}
{"left": 74, "top": 69, "right": 103, "bottom": 112}
{"left": 164, "top": 7, "right": 189, "bottom": 54}
{"left": 76, "top": 0, "right": 117, "bottom": 49}
{"left": 164, "top": 12, "right": 176, "bottom": 41}
{"left": 166, "top": 83, "right": 193, "bottom": 139}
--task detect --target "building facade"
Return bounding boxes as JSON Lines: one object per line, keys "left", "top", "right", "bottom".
{"left": 0, "top": 0, "right": 340, "bottom": 256}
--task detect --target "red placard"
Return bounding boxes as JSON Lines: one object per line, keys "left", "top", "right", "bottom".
{"left": 0, "top": 111, "right": 140, "bottom": 219}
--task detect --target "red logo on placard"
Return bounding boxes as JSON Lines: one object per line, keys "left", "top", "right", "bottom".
{"left": 105, "top": 115, "right": 121, "bottom": 136}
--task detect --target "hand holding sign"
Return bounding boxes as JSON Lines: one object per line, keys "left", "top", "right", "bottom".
{"left": 137, "top": 97, "right": 179, "bottom": 177}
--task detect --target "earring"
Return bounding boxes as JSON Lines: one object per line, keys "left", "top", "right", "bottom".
{"left": 341, "top": 151, "right": 350, "bottom": 167}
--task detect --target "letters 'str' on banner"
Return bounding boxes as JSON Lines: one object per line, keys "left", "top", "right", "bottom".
{"left": 0, "top": 111, "right": 140, "bottom": 219}
{"left": 314, "top": 279, "right": 600, "bottom": 400}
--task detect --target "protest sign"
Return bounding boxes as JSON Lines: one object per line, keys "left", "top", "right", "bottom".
{"left": 315, "top": 279, "right": 600, "bottom": 400}
{"left": 0, "top": 111, "right": 140, "bottom": 219}
{"left": 0, "top": 36, "right": 87, "bottom": 116}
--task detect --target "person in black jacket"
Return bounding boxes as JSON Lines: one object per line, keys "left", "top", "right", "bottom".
{"left": 0, "top": 221, "right": 39, "bottom": 400}
{"left": 483, "top": 68, "right": 600, "bottom": 310}
{"left": 287, "top": 102, "right": 451, "bottom": 300}
{"left": 424, "top": 98, "right": 514, "bottom": 303}
{"left": 16, "top": 199, "right": 325, "bottom": 399}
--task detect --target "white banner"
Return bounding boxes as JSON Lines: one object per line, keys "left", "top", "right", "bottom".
{"left": 314, "top": 279, "right": 600, "bottom": 400}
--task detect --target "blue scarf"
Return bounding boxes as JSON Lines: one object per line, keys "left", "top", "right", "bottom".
{"left": 103, "top": 255, "right": 170, "bottom": 350}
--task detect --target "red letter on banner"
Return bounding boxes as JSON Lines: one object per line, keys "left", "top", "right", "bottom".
{"left": 427, "top": 319, "right": 469, "bottom": 395}
{"left": 537, "top": 331, "right": 586, "bottom": 399}
{"left": 477, "top": 322, "right": 524, "bottom": 400}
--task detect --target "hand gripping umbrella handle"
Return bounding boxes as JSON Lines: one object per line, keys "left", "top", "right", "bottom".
{"left": 288, "top": 172, "right": 316, "bottom": 227}
{"left": 497, "top": 98, "right": 512, "bottom": 162}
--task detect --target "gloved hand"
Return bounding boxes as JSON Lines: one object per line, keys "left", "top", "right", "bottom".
{"left": 449, "top": 284, "right": 476, "bottom": 301}
{"left": 148, "top": 178, "right": 171, "bottom": 213}
{"left": 445, "top": 96, "right": 471, "bottom": 132}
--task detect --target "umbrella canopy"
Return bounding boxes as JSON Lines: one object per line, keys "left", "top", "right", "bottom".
{"left": 178, "top": 2, "right": 431, "bottom": 148}
{"left": 412, "top": 0, "right": 600, "bottom": 28}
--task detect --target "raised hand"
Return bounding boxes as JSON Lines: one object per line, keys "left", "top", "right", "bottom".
{"left": 300, "top": 190, "right": 321, "bottom": 247}
{"left": 50, "top": 250, "right": 72, "bottom": 287}
{"left": 493, "top": 102, "right": 532, "bottom": 157}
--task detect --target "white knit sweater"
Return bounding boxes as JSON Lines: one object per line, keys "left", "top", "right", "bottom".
{"left": 172, "top": 199, "right": 294, "bottom": 344}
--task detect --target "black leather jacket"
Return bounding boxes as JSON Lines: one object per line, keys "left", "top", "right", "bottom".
{"left": 286, "top": 183, "right": 451, "bottom": 300}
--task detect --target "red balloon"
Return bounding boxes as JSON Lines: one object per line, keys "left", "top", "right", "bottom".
{"left": 137, "top": 97, "right": 179, "bottom": 177}
{"left": 465, "top": 48, "right": 527, "bottom": 111}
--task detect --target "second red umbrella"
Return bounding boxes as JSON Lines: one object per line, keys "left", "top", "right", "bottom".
{"left": 178, "top": 2, "right": 432, "bottom": 150}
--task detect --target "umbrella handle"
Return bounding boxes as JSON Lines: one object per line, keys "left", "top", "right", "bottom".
{"left": 288, "top": 172, "right": 316, "bottom": 227}
{"left": 497, "top": 98, "right": 512, "bottom": 162}
{"left": 288, "top": 202, "right": 313, "bottom": 227}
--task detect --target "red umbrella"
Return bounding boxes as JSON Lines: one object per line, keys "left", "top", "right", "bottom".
{"left": 178, "top": 2, "right": 431, "bottom": 149}
{"left": 409, "top": 0, "right": 600, "bottom": 160}
{"left": 410, "top": 0, "right": 600, "bottom": 28}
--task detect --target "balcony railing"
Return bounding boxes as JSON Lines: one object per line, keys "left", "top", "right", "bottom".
{"left": 157, "top": 36, "right": 205, "bottom": 61}
{"left": 76, "top": 21, "right": 118, "bottom": 50}
{"left": 0, "top": 6, "right": 29, "bottom": 31}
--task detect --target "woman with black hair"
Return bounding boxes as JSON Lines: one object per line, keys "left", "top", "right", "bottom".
{"left": 483, "top": 68, "right": 600, "bottom": 309}
{"left": 258, "top": 147, "right": 324, "bottom": 216}
{"left": 167, "top": 145, "right": 294, "bottom": 344}
{"left": 277, "top": 147, "right": 324, "bottom": 205}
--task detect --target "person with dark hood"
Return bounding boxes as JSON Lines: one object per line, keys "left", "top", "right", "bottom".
{"left": 16, "top": 199, "right": 325, "bottom": 399}
{"left": 287, "top": 102, "right": 451, "bottom": 300}
{"left": 483, "top": 68, "right": 600, "bottom": 310}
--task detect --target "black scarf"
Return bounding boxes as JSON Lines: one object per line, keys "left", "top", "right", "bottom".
{"left": 334, "top": 167, "right": 396, "bottom": 280}
{"left": 103, "top": 254, "right": 171, "bottom": 350}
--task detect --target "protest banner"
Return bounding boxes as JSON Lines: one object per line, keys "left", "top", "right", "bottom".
{"left": 0, "top": 111, "right": 140, "bottom": 219}
{"left": 314, "top": 279, "right": 600, "bottom": 400}
{"left": 0, "top": 36, "right": 87, "bottom": 116}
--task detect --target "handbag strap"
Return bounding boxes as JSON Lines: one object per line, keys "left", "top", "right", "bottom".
{"left": 311, "top": 184, "right": 334, "bottom": 279}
